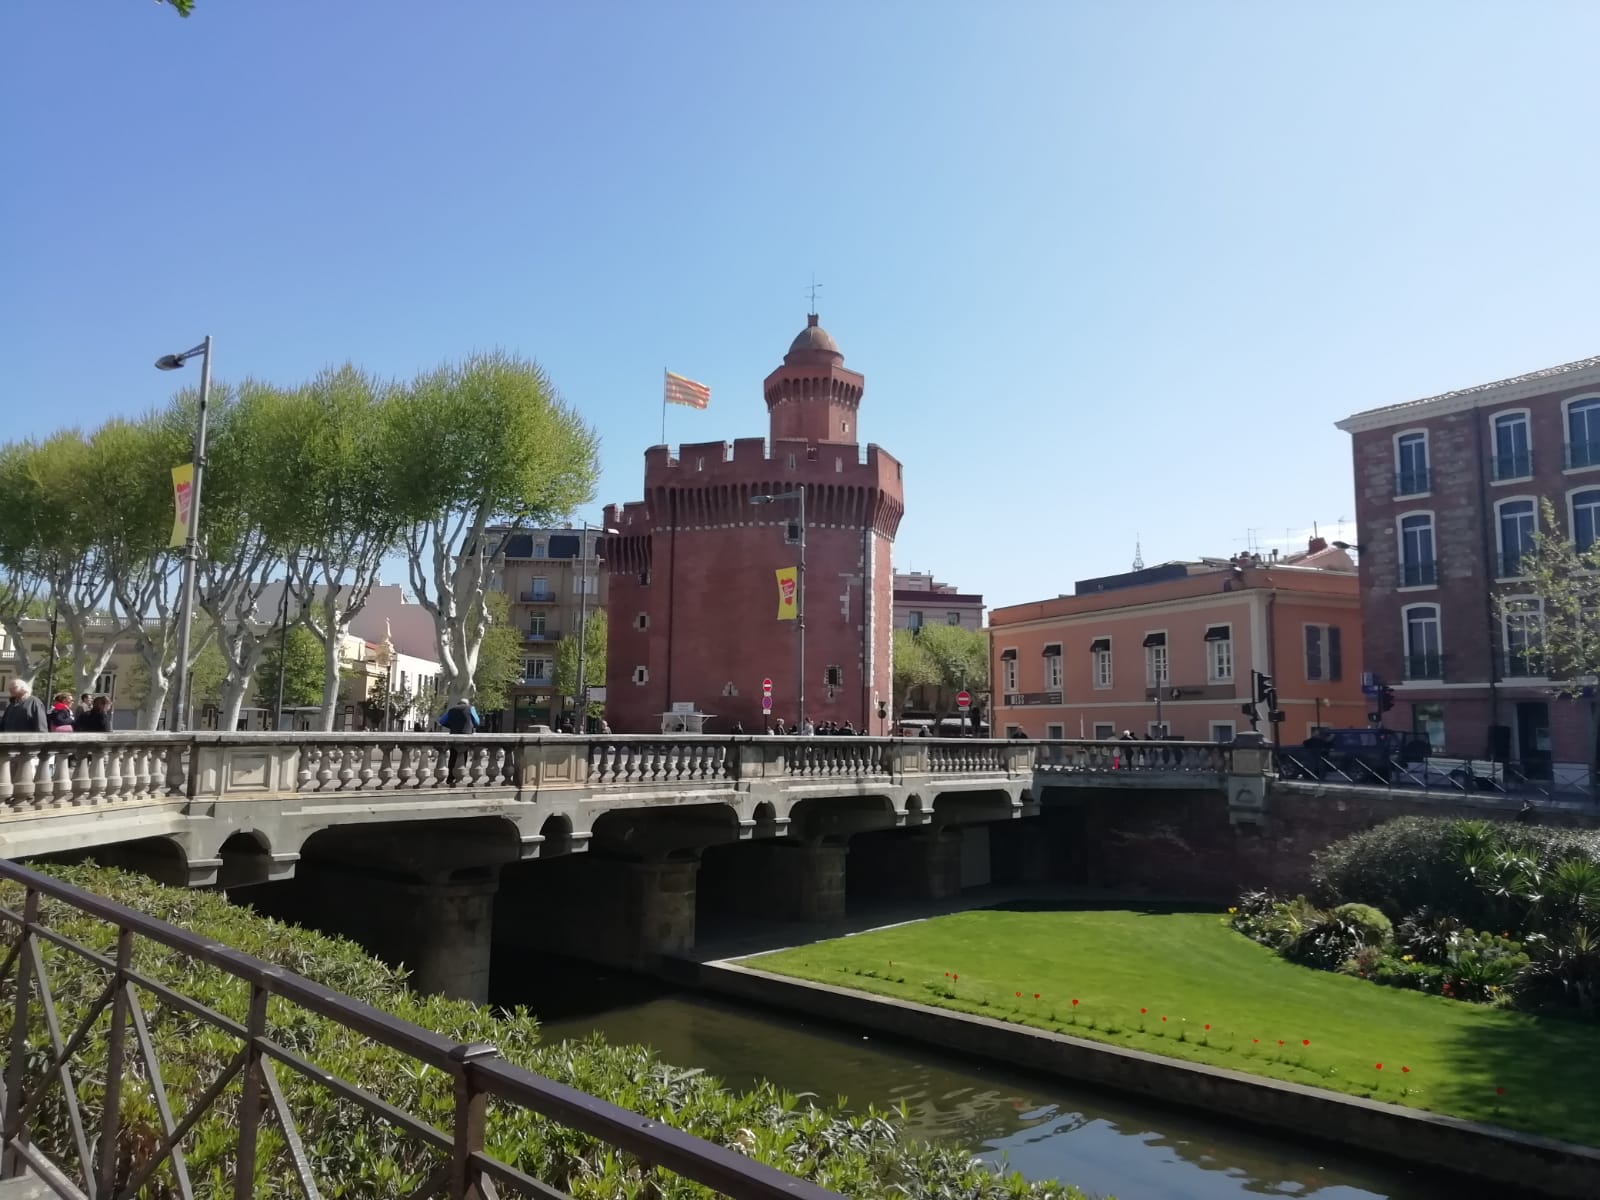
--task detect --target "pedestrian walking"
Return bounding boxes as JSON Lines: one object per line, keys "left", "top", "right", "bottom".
{"left": 48, "top": 693, "right": 77, "bottom": 733}
{"left": 0, "top": 682, "right": 48, "bottom": 733}
{"left": 73, "top": 694, "right": 113, "bottom": 733}
{"left": 438, "top": 698, "right": 480, "bottom": 784}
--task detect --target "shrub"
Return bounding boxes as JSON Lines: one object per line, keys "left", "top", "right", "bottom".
{"left": 1441, "top": 929, "right": 1529, "bottom": 1003}
{"left": 1, "top": 865, "right": 1091, "bottom": 1200}
{"left": 1283, "top": 912, "right": 1365, "bottom": 969}
{"left": 1331, "top": 903, "right": 1392, "bottom": 947}
{"left": 1396, "top": 907, "right": 1467, "bottom": 963}
{"left": 1510, "top": 925, "right": 1600, "bottom": 1017}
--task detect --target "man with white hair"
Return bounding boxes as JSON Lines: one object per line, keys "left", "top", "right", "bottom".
{"left": 1, "top": 681, "right": 49, "bottom": 733}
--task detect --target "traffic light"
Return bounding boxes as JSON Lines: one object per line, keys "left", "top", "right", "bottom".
{"left": 1254, "top": 671, "right": 1275, "bottom": 705}
{"left": 1380, "top": 686, "right": 1396, "bottom": 713}
{"left": 1241, "top": 700, "right": 1261, "bottom": 730}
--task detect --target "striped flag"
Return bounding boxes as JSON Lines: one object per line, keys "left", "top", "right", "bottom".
{"left": 664, "top": 370, "right": 711, "bottom": 410}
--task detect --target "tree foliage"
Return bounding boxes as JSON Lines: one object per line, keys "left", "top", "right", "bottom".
{"left": 255, "top": 626, "right": 325, "bottom": 712}
{"left": 891, "top": 628, "right": 939, "bottom": 717}
{"left": 914, "top": 623, "right": 990, "bottom": 691}
{"left": 1508, "top": 499, "right": 1600, "bottom": 683}
{"left": 472, "top": 591, "right": 524, "bottom": 717}
{"left": 555, "top": 608, "right": 608, "bottom": 715}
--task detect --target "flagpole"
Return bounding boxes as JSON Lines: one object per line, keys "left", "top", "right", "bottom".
{"left": 661, "top": 367, "right": 668, "bottom": 447}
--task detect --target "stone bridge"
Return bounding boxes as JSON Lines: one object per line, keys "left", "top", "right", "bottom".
{"left": 0, "top": 732, "right": 1261, "bottom": 1001}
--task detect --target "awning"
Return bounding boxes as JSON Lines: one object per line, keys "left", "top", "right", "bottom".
{"left": 1089, "top": 638, "right": 1110, "bottom": 653}
{"left": 1143, "top": 632, "right": 1166, "bottom": 647}
{"left": 1041, "top": 643, "right": 1062, "bottom": 657}
{"left": 999, "top": 648, "right": 1018, "bottom": 661}
{"left": 1204, "top": 625, "right": 1231, "bottom": 641}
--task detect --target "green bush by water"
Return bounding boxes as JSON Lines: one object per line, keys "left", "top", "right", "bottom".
{"left": 0, "top": 865, "right": 1090, "bottom": 1199}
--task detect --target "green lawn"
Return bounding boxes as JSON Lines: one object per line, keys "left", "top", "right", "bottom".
{"left": 746, "top": 906, "right": 1600, "bottom": 1146}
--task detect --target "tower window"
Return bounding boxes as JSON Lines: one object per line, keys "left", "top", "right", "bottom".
{"left": 786, "top": 453, "right": 796, "bottom": 470}
{"left": 635, "top": 613, "right": 649, "bottom": 630}
{"left": 633, "top": 666, "right": 649, "bottom": 684}
{"left": 841, "top": 421, "right": 849, "bottom": 434}
{"left": 807, "top": 446, "right": 819, "bottom": 461}
{"left": 825, "top": 665, "right": 842, "bottom": 687}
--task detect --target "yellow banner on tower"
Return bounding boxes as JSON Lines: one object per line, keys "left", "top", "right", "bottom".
{"left": 775, "top": 567, "right": 798, "bottom": 620}
{"left": 170, "top": 463, "right": 195, "bottom": 548}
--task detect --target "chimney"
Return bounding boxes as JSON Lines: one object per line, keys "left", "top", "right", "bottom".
{"left": 1308, "top": 535, "right": 1328, "bottom": 555}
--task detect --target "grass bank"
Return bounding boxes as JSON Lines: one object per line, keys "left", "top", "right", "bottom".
{"left": 747, "top": 905, "right": 1600, "bottom": 1146}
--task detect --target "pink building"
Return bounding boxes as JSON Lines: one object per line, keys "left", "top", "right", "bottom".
{"left": 989, "top": 542, "right": 1366, "bottom": 742}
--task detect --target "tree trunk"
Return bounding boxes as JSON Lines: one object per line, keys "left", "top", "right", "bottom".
{"left": 318, "top": 632, "right": 342, "bottom": 731}
{"left": 134, "top": 645, "right": 171, "bottom": 731}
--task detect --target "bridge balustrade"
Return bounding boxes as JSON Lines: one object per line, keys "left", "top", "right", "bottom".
{"left": 1034, "top": 739, "right": 1231, "bottom": 776}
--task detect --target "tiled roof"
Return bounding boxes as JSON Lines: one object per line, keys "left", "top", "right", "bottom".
{"left": 1344, "top": 354, "right": 1600, "bottom": 424}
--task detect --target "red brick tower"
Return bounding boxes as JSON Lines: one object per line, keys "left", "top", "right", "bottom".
{"left": 601, "top": 315, "right": 905, "bottom": 733}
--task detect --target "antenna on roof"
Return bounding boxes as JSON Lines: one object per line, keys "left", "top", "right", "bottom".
{"left": 1132, "top": 534, "right": 1144, "bottom": 571}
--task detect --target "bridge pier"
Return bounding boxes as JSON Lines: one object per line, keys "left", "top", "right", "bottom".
{"left": 496, "top": 854, "right": 699, "bottom": 971}
{"left": 847, "top": 828, "right": 962, "bottom": 902}
{"left": 698, "top": 838, "right": 848, "bottom": 925}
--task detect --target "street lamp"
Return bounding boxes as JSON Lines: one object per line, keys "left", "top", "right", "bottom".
{"left": 751, "top": 486, "right": 806, "bottom": 730}
{"left": 155, "top": 335, "right": 213, "bottom": 733}
{"left": 573, "top": 521, "right": 620, "bottom": 732}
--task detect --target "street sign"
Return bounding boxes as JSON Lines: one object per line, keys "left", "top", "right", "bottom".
{"left": 762, "top": 677, "right": 773, "bottom": 696}
{"left": 956, "top": 690, "right": 971, "bottom": 711}
{"left": 762, "top": 677, "right": 773, "bottom": 714}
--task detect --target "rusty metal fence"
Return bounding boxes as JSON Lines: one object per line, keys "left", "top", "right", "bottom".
{"left": 0, "top": 859, "right": 837, "bottom": 1200}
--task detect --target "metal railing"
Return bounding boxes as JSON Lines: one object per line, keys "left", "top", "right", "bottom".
{"left": 1566, "top": 441, "right": 1600, "bottom": 470}
{"left": 0, "top": 858, "right": 838, "bottom": 1200}
{"left": 1398, "top": 560, "right": 1438, "bottom": 588}
{"left": 1402, "top": 652, "right": 1444, "bottom": 680}
{"left": 1496, "top": 550, "right": 1530, "bottom": 579}
{"left": 1491, "top": 450, "right": 1532, "bottom": 481}
{"left": 1034, "top": 739, "right": 1231, "bottom": 775}
{"left": 1273, "top": 749, "right": 1593, "bottom": 803}
{"left": 1394, "top": 468, "right": 1430, "bottom": 497}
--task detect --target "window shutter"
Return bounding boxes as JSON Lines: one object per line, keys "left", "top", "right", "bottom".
{"left": 1304, "top": 625, "right": 1321, "bottom": 681}
{"left": 1329, "top": 626, "right": 1343, "bottom": 681}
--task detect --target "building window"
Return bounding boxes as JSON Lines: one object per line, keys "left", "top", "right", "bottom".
{"left": 1492, "top": 411, "right": 1532, "bottom": 481}
{"left": 1572, "top": 489, "right": 1600, "bottom": 553}
{"left": 1044, "top": 652, "right": 1063, "bottom": 691}
{"left": 1304, "top": 624, "right": 1342, "bottom": 682}
{"left": 1090, "top": 638, "right": 1112, "bottom": 689}
{"left": 825, "top": 664, "right": 842, "bottom": 688}
{"left": 533, "top": 540, "right": 547, "bottom": 558}
{"left": 529, "top": 613, "right": 546, "bottom": 636}
{"left": 1402, "top": 604, "right": 1442, "bottom": 680}
{"left": 1413, "top": 702, "right": 1445, "bottom": 752}
{"left": 1005, "top": 724, "right": 1024, "bottom": 738}
{"left": 1503, "top": 598, "right": 1545, "bottom": 678}
{"left": 1046, "top": 723, "right": 1065, "bottom": 740}
{"left": 907, "top": 611, "right": 924, "bottom": 631}
{"left": 1496, "top": 498, "right": 1536, "bottom": 578}
{"left": 946, "top": 611, "right": 961, "bottom": 626}
{"left": 574, "top": 572, "right": 599, "bottom": 596}
{"left": 1002, "top": 649, "right": 1018, "bottom": 692}
{"left": 1204, "top": 625, "right": 1233, "bottom": 682}
{"left": 1398, "top": 513, "right": 1437, "bottom": 587}
{"left": 1567, "top": 397, "right": 1600, "bottom": 469}
{"left": 1209, "top": 721, "right": 1236, "bottom": 743}
{"left": 528, "top": 577, "right": 551, "bottom": 602}
{"left": 786, "top": 453, "right": 796, "bottom": 469}
{"left": 633, "top": 666, "right": 649, "bottom": 685}
{"left": 1093, "top": 722, "right": 1116, "bottom": 740}
{"left": 1143, "top": 632, "right": 1168, "bottom": 687}
{"left": 635, "top": 612, "right": 649, "bottom": 630}
{"left": 93, "top": 672, "right": 116, "bottom": 700}
{"left": 524, "top": 658, "right": 549, "bottom": 682}
{"left": 1395, "top": 431, "right": 1430, "bottom": 496}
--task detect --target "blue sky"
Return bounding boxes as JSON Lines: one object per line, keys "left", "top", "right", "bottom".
{"left": 5, "top": 1, "right": 1600, "bottom": 609}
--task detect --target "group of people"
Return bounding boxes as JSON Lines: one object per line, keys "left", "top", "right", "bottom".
{"left": 759, "top": 719, "right": 861, "bottom": 736}
{"left": 0, "top": 681, "right": 113, "bottom": 733}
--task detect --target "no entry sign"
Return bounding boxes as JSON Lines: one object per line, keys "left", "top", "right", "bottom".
{"left": 762, "top": 677, "right": 773, "bottom": 713}
{"left": 956, "top": 690, "right": 971, "bottom": 710}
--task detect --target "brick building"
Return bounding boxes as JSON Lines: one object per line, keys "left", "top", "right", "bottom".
{"left": 988, "top": 541, "right": 1364, "bottom": 742}
{"left": 1338, "top": 354, "right": 1600, "bottom": 781}
{"left": 600, "top": 315, "right": 905, "bottom": 733}
{"left": 892, "top": 571, "right": 985, "bottom": 632}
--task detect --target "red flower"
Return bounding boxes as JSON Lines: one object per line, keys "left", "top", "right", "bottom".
{"left": 1401, "top": 1066, "right": 1410, "bottom": 1074}
{"left": 1277, "top": 1040, "right": 1284, "bottom": 1046}
{"left": 1252, "top": 1038, "right": 1259, "bottom": 1044}
{"left": 1204, "top": 1024, "right": 1211, "bottom": 1030}
{"left": 953, "top": 974, "right": 959, "bottom": 981}
{"left": 1375, "top": 1063, "right": 1383, "bottom": 1070}
{"left": 943, "top": 972, "right": 949, "bottom": 977}
{"left": 1496, "top": 1086, "right": 1505, "bottom": 1096}
{"left": 1036, "top": 993, "right": 1042, "bottom": 1000}
{"left": 1302, "top": 1039, "right": 1310, "bottom": 1047}
{"left": 1069, "top": 997, "right": 1077, "bottom": 1005}
{"left": 1140, "top": 1007, "right": 1147, "bottom": 1014}
{"left": 1015, "top": 991, "right": 1021, "bottom": 997}
{"left": 1161, "top": 1016, "right": 1168, "bottom": 1022}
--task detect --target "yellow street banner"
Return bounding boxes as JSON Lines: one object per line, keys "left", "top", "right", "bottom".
{"left": 170, "top": 463, "right": 194, "bottom": 548}
{"left": 775, "top": 566, "right": 798, "bottom": 620}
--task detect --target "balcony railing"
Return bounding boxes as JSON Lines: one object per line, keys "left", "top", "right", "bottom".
{"left": 1395, "top": 468, "right": 1431, "bottom": 497}
{"left": 1504, "top": 651, "right": 1546, "bottom": 679}
{"left": 1497, "top": 550, "right": 1532, "bottom": 579}
{"left": 1403, "top": 652, "right": 1444, "bottom": 680}
{"left": 1492, "top": 450, "right": 1533, "bottom": 481}
{"left": 526, "top": 629, "right": 560, "bottom": 641}
{"left": 1399, "top": 559, "right": 1438, "bottom": 587}
{"left": 1566, "top": 442, "right": 1600, "bottom": 470}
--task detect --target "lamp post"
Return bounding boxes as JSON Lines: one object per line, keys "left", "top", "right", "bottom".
{"left": 751, "top": 486, "right": 806, "bottom": 731}
{"left": 573, "top": 521, "right": 619, "bottom": 732}
{"left": 155, "top": 335, "right": 212, "bottom": 733}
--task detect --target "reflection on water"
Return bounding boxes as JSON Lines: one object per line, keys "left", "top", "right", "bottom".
{"left": 495, "top": 953, "right": 1469, "bottom": 1200}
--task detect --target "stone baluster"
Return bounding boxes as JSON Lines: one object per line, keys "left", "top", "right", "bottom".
{"left": 99, "top": 745, "right": 125, "bottom": 805}
{"left": 357, "top": 744, "right": 378, "bottom": 790}
{"left": 86, "top": 748, "right": 107, "bottom": 806}
{"left": 376, "top": 742, "right": 397, "bottom": 789}
{"left": 311, "top": 744, "right": 335, "bottom": 791}
{"left": 396, "top": 743, "right": 417, "bottom": 789}
{"left": 415, "top": 744, "right": 439, "bottom": 789}
{"left": 298, "top": 745, "right": 320, "bottom": 792}
{"left": 469, "top": 746, "right": 488, "bottom": 788}
{"left": 337, "top": 745, "right": 359, "bottom": 791}
{"left": 48, "top": 750, "right": 72, "bottom": 808}
{"left": 69, "top": 749, "right": 91, "bottom": 806}
{"left": 11, "top": 747, "right": 40, "bottom": 810}
{"left": 0, "top": 749, "right": 12, "bottom": 811}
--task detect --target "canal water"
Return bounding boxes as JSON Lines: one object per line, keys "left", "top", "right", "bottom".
{"left": 494, "top": 954, "right": 1472, "bottom": 1200}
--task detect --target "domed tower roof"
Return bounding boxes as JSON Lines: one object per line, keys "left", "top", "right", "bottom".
{"left": 784, "top": 313, "right": 843, "bottom": 365}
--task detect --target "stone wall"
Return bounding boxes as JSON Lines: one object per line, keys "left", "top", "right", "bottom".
{"left": 1048, "top": 783, "right": 1600, "bottom": 901}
